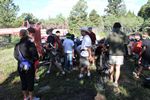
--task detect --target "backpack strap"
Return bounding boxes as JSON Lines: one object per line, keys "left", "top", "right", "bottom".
{"left": 17, "top": 45, "right": 25, "bottom": 61}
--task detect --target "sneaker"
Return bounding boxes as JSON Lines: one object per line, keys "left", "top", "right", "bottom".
{"left": 87, "top": 72, "right": 91, "bottom": 77}
{"left": 46, "top": 70, "right": 50, "bottom": 74}
{"left": 34, "top": 83, "right": 38, "bottom": 87}
{"left": 33, "top": 97, "right": 40, "bottom": 100}
{"left": 35, "top": 76, "right": 40, "bottom": 80}
{"left": 62, "top": 71, "right": 65, "bottom": 75}
{"left": 113, "top": 87, "right": 120, "bottom": 95}
{"left": 24, "top": 96, "right": 29, "bottom": 100}
{"left": 106, "top": 81, "right": 113, "bottom": 86}
{"left": 113, "top": 83, "right": 118, "bottom": 88}
{"left": 79, "top": 73, "right": 83, "bottom": 79}
{"left": 133, "top": 72, "right": 139, "bottom": 79}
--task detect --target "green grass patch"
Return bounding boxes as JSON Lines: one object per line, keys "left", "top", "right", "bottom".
{"left": 0, "top": 46, "right": 150, "bottom": 100}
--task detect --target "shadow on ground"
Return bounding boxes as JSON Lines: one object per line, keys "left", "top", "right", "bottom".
{"left": 0, "top": 56, "right": 150, "bottom": 100}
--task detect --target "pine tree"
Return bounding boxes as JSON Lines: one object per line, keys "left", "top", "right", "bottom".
{"left": 68, "top": 0, "right": 88, "bottom": 35}
{"left": 105, "top": 0, "right": 126, "bottom": 16}
{"left": 0, "top": 0, "right": 19, "bottom": 28}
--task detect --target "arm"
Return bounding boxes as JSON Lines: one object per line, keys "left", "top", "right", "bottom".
{"left": 87, "top": 47, "right": 92, "bottom": 60}
{"left": 14, "top": 45, "right": 19, "bottom": 61}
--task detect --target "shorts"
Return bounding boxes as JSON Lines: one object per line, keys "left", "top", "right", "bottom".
{"left": 140, "top": 58, "right": 150, "bottom": 68}
{"left": 109, "top": 55, "right": 124, "bottom": 65}
{"left": 80, "top": 56, "right": 90, "bottom": 67}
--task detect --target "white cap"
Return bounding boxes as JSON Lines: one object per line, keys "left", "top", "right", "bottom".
{"left": 52, "top": 29, "right": 57, "bottom": 34}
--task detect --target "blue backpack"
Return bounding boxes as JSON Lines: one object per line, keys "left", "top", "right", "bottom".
{"left": 17, "top": 46, "right": 31, "bottom": 71}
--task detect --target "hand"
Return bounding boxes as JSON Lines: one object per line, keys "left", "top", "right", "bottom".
{"left": 88, "top": 56, "right": 93, "bottom": 62}
{"left": 138, "top": 57, "right": 142, "bottom": 64}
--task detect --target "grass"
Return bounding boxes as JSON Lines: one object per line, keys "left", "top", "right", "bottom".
{"left": 0, "top": 44, "right": 150, "bottom": 100}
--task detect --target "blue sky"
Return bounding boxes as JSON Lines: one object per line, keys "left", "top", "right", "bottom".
{"left": 14, "top": 0, "right": 148, "bottom": 19}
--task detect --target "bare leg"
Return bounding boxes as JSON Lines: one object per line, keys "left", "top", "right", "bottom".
{"left": 109, "top": 64, "right": 114, "bottom": 82}
{"left": 114, "top": 65, "right": 121, "bottom": 84}
{"left": 87, "top": 66, "right": 91, "bottom": 76}
{"left": 35, "top": 68, "right": 39, "bottom": 80}
{"left": 136, "top": 65, "right": 143, "bottom": 76}
{"left": 29, "top": 91, "right": 33, "bottom": 100}
{"left": 23, "top": 91, "right": 28, "bottom": 100}
{"left": 55, "top": 61, "right": 65, "bottom": 73}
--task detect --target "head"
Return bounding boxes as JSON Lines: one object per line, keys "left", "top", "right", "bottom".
{"left": 66, "top": 33, "right": 71, "bottom": 39}
{"left": 56, "top": 30, "right": 60, "bottom": 36}
{"left": 143, "top": 27, "right": 150, "bottom": 39}
{"left": 112, "top": 22, "right": 121, "bottom": 32}
{"left": 88, "top": 27, "right": 93, "bottom": 32}
{"left": 27, "top": 27, "right": 36, "bottom": 40}
{"left": 19, "top": 29, "right": 28, "bottom": 39}
{"left": 134, "top": 34, "right": 141, "bottom": 41}
{"left": 46, "top": 28, "right": 54, "bottom": 35}
{"left": 80, "top": 27, "right": 89, "bottom": 36}
{"left": 71, "top": 34, "right": 75, "bottom": 40}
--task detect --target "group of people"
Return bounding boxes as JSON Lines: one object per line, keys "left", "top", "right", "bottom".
{"left": 14, "top": 21, "right": 150, "bottom": 100}
{"left": 45, "top": 26, "right": 96, "bottom": 78}
{"left": 132, "top": 28, "right": 150, "bottom": 79}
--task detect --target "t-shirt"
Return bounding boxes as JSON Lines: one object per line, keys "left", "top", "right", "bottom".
{"left": 80, "top": 35, "right": 92, "bottom": 57}
{"left": 142, "top": 39, "right": 150, "bottom": 61}
{"left": 107, "top": 31, "right": 127, "bottom": 56}
{"left": 132, "top": 40, "right": 142, "bottom": 55}
{"left": 63, "top": 38, "right": 74, "bottom": 53}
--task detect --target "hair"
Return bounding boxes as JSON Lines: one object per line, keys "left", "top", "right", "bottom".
{"left": 66, "top": 33, "right": 71, "bottom": 38}
{"left": 46, "top": 28, "right": 54, "bottom": 34}
{"left": 113, "top": 22, "right": 121, "bottom": 29}
{"left": 27, "top": 27, "right": 35, "bottom": 33}
{"left": 19, "top": 29, "right": 28, "bottom": 38}
{"left": 88, "top": 27, "right": 92, "bottom": 30}
{"left": 145, "top": 27, "right": 150, "bottom": 36}
{"left": 56, "top": 31, "right": 60, "bottom": 33}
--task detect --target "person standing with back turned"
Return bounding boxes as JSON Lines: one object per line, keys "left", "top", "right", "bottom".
{"left": 14, "top": 29, "right": 39, "bottom": 100}
{"left": 107, "top": 22, "right": 126, "bottom": 88}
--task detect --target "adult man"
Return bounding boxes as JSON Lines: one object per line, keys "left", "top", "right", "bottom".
{"left": 46, "top": 29, "right": 65, "bottom": 75}
{"left": 107, "top": 22, "right": 126, "bottom": 87}
{"left": 79, "top": 27, "right": 92, "bottom": 78}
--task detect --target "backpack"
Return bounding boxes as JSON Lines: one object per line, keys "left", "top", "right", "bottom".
{"left": 17, "top": 46, "right": 31, "bottom": 71}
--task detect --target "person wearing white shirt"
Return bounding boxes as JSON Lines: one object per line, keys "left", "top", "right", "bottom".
{"left": 79, "top": 27, "right": 92, "bottom": 78}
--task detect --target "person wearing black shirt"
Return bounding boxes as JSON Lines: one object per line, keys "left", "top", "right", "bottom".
{"left": 14, "top": 29, "right": 39, "bottom": 100}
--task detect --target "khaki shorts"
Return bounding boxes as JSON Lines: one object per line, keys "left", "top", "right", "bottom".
{"left": 80, "top": 57, "right": 90, "bottom": 67}
{"left": 109, "top": 56, "right": 124, "bottom": 65}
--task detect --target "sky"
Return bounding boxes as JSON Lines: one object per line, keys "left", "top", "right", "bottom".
{"left": 14, "top": 0, "right": 148, "bottom": 19}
